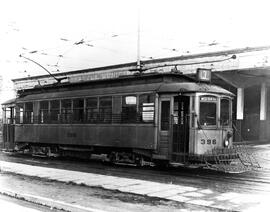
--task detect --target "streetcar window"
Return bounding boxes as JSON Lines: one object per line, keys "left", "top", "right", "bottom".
{"left": 25, "top": 102, "right": 34, "bottom": 124}
{"left": 40, "top": 101, "right": 49, "bottom": 123}
{"left": 3, "top": 107, "right": 14, "bottom": 124}
{"left": 191, "top": 96, "right": 195, "bottom": 128}
{"left": 2, "top": 108, "right": 8, "bottom": 124}
{"left": 99, "top": 97, "right": 112, "bottom": 123}
{"left": 73, "top": 98, "right": 84, "bottom": 123}
{"left": 61, "top": 99, "right": 72, "bottom": 123}
{"left": 16, "top": 104, "right": 24, "bottom": 124}
{"left": 139, "top": 94, "right": 155, "bottom": 122}
{"left": 199, "top": 101, "right": 217, "bottom": 126}
{"left": 173, "top": 99, "right": 179, "bottom": 124}
{"left": 161, "top": 101, "right": 170, "bottom": 130}
{"left": 220, "top": 98, "right": 230, "bottom": 126}
{"left": 191, "top": 96, "right": 195, "bottom": 111}
{"left": 86, "top": 97, "right": 98, "bottom": 123}
{"left": 122, "top": 95, "right": 137, "bottom": 123}
{"left": 50, "top": 100, "right": 60, "bottom": 123}
{"left": 112, "top": 96, "right": 122, "bottom": 123}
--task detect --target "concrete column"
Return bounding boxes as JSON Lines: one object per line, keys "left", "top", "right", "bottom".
{"left": 260, "top": 83, "right": 267, "bottom": 120}
{"left": 259, "top": 83, "right": 268, "bottom": 141}
{"left": 234, "top": 88, "right": 244, "bottom": 143}
{"left": 237, "top": 88, "right": 244, "bottom": 120}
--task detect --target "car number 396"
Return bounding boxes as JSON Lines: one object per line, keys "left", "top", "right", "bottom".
{"left": 201, "top": 139, "right": 216, "bottom": 145}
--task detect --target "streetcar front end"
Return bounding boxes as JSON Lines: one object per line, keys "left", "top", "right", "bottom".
{"left": 190, "top": 92, "right": 260, "bottom": 173}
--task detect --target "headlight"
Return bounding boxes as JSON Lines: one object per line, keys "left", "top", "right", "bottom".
{"left": 224, "top": 140, "right": 229, "bottom": 147}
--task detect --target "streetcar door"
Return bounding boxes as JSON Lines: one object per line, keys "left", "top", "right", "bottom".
{"left": 159, "top": 99, "right": 171, "bottom": 159}
{"left": 171, "top": 96, "right": 190, "bottom": 163}
{"left": 2, "top": 105, "right": 15, "bottom": 150}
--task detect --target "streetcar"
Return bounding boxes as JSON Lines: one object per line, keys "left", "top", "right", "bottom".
{"left": 2, "top": 69, "right": 259, "bottom": 173}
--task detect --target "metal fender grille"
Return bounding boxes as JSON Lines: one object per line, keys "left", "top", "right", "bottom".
{"left": 203, "top": 145, "right": 261, "bottom": 173}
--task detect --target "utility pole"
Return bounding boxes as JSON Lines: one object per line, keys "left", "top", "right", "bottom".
{"left": 136, "top": 8, "right": 141, "bottom": 70}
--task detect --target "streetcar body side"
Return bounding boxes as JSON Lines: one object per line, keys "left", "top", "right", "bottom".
{"left": 14, "top": 123, "right": 156, "bottom": 150}
{"left": 13, "top": 83, "right": 160, "bottom": 157}
{"left": 2, "top": 73, "right": 259, "bottom": 172}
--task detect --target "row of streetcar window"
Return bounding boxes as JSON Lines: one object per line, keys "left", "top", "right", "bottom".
{"left": 199, "top": 97, "right": 230, "bottom": 127}
{"left": 160, "top": 96, "right": 231, "bottom": 131}
{"left": 15, "top": 94, "right": 155, "bottom": 124}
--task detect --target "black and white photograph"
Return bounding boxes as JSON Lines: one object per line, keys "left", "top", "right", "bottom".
{"left": 0, "top": 0, "right": 270, "bottom": 211}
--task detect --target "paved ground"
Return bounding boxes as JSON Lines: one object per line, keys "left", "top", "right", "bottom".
{"left": 1, "top": 142, "right": 270, "bottom": 211}
{"left": 0, "top": 157, "right": 269, "bottom": 212}
{"left": 0, "top": 197, "right": 42, "bottom": 212}
{"left": 0, "top": 172, "right": 219, "bottom": 212}
{"left": 0, "top": 193, "right": 59, "bottom": 212}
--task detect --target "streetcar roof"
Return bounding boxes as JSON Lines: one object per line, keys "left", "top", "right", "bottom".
{"left": 16, "top": 81, "right": 233, "bottom": 102}
{"left": 157, "top": 82, "right": 234, "bottom": 96}
{"left": 16, "top": 83, "right": 163, "bottom": 102}
{"left": 1, "top": 98, "right": 16, "bottom": 107}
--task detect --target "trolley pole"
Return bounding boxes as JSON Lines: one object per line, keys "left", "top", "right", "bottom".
{"left": 19, "top": 55, "right": 67, "bottom": 84}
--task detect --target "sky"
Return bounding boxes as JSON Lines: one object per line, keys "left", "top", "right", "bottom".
{"left": 1, "top": 0, "right": 270, "bottom": 102}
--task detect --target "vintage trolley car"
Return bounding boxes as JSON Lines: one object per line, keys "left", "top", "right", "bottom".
{"left": 2, "top": 70, "right": 259, "bottom": 172}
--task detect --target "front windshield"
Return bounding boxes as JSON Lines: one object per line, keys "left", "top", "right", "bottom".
{"left": 199, "top": 96, "right": 217, "bottom": 126}
{"left": 220, "top": 98, "right": 230, "bottom": 126}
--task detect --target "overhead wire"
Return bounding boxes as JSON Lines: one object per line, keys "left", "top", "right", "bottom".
{"left": 18, "top": 29, "right": 136, "bottom": 63}
{"left": 17, "top": 29, "right": 236, "bottom": 74}
{"left": 52, "top": 33, "right": 138, "bottom": 69}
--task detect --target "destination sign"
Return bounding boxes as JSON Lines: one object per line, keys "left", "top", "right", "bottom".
{"left": 200, "top": 96, "right": 217, "bottom": 101}
{"left": 197, "top": 68, "right": 211, "bottom": 82}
